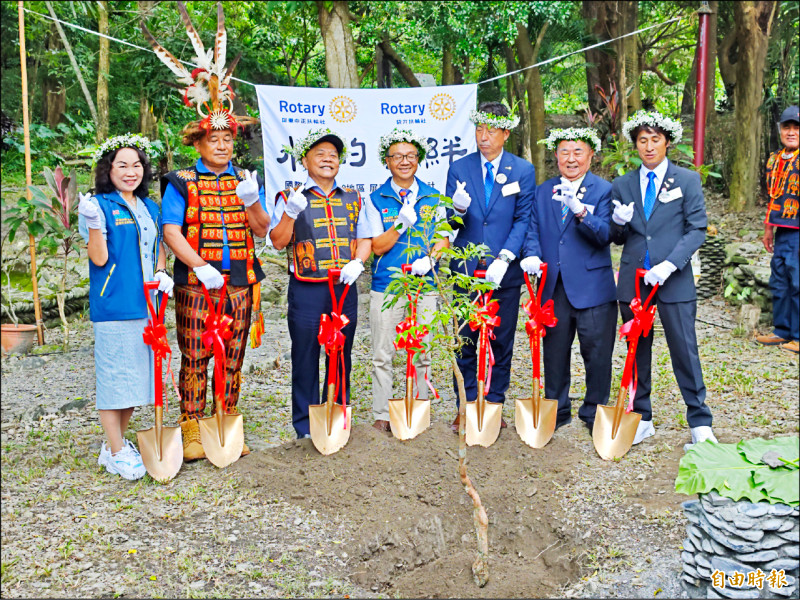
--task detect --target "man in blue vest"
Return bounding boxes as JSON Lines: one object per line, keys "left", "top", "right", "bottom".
{"left": 270, "top": 128, "right": 372, "bottom": 439}
{"left": 446, "top": 101, "right": 535, "bottom": 433}
{"left": 611, "top": 110, "right": 716, "bottom": 449}
{"left": 361, "top": 129, "right": 452, "bottom": 431}
{"left": 521, "top": 128, "right": 616, "bottom": 433}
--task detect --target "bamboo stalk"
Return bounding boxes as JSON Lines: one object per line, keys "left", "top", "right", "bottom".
{"left": 18, "top": 0, "right": 44, "bottom": 345}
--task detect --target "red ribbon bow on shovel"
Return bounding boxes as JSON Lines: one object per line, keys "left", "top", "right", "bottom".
{"left": 618, "top": 269, "right": 659, "bottom": 412}
{"left": 469, "top": 289, "right": 501, "bottom": 394}
{"left": 201, "top": 278, "right": 234, "bottom": 408}
{"left": 522, "top": 264, "right": 558, "bottom": 381}
{"left": 142, "top": 283, "right": 181, "bottom": 411}
{"left": 394, "top": 266, "right": 440, "bottom": 400}
{"left": 317, "top": 269, "right": 351, "bottom": 427}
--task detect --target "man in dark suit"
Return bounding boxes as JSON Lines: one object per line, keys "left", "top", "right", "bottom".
{"left": 521, "top": 128, "right": 616, "bottom": 433}
{"left": 611, "top": 111, "right": 716, "bottom": 448}
{"left": 446, "top": 101, "right": 535, "bottom": 433}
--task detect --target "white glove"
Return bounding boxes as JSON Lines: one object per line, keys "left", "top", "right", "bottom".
{"left": 411, "top": 256, "right": 435, "bottom": 276}
{"left": 236, "top": 169, "right": 260, "bottom": 208}
{"left": 284, "top": 184, "right": 308, "bottom": 220}
{"left": 520, "top": 256, "right": 542, "bottom": 276}
{"left": 339, "top": 259, "right": 364, "bottom": 286}
{"left": 154, "top": 271, "right": 174, "bottom": 297}
{"left": 395, "top": 202, "right": 417, "bottom": 234}
{"left": 193, "top": 264, "right": 224, "bottom": 290}
{"left": 612, "top": 200, "right": 635, "bottom": 226}
{"left": 452, "top": 180, "right": 472, "bottom": 213}
{"left": 554, "top": 178, "right": 584, "bottom": 214}
{"left": 485, "top": 259, "right": 509, "bottom": 286}
{"left": 78, "top": 193, "right": 102, "bottom": 230}
{"left": 643, "top": 260, "right": 677, "bottom": 286}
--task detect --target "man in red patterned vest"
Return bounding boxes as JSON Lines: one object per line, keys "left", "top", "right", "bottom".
{"left": 756, "top": 105, "right": 799, "bottom": 354}
{"left": 271, "top": 128, "right": 372, "bottom": 439}
{"left": 161, "top": 126, "right": 271, "bottom": 460}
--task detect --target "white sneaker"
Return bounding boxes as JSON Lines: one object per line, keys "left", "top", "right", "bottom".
{"left": 98, "top": 441, "right": 112, "bottom": 467}
{"left": 684, "top": 426, "right": 718, "bottom": 452}
{"left": 102, "top": 442, "right": 146, "bottom": 480}
{"left": 632, "top": 420, "right": 655, "bottom": 445}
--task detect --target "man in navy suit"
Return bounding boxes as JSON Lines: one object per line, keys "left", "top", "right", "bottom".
{"left": 446, "top": 101, "right": 535, "bottom": 433}
{"left": 610, "top": 111, "right": 716, "bottom": 449}
{"left": 521, "top": 128, "right": 616, "bottom": 433}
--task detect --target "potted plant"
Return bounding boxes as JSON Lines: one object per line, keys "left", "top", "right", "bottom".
{"left": 0, "top": 240, "right": 38, "bottom": 355}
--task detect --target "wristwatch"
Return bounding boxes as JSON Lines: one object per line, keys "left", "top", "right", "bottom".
{"left": 498, "top": 254, "right": 513, "bottom": 265}
{"left": 353, "top": 258, "right": 364, "bottom": 266}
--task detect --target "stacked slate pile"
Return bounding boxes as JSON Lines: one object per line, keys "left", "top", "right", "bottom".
{"left": 721, "top": 242, "right": 773, "bottom": 325}
{"left": 697, "top": 234, "right": 727, "bottom": 299}
{"left": 680, "top": 492, "right": 799, "bottom": 599}
{"left": 1, "top": 288, "right": 89, "bottom": 325}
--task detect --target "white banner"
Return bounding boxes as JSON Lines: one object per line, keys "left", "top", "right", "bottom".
{"left": 255, "top": 84, "right": 478, "bottom": 214}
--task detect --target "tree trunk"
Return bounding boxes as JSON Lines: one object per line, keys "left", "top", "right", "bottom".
{"left": 42, "top": 24, "right": 65, "bottom": 128}
{"left": 583, "top": 0, "right": 617, "bottom": 114}
{"left": 503, "top": 44, "right": 531, "bottom": 162}
{"left": 728, "top": 1, "right": 777, "bottom": 212}
{"left": 378, "top": 35, "right": 420, "bottom": 87}
{"left": 517, "top": 23, "right": 548, "bottom": 184}
{"left": 44, "top": 1, "right": 98, "bottom": 127}
{"left": 316, "top": 0, "right": 358, "bottom": 88}
{"left": 96, "top": 0, "right": 110, "bottom": 141}
{"left": 621, "top": 0, "right": 640, "bottom": 113}
{"left": 375, "top": 44, "right": 391, "bottom": 88}
{"left": 138, "top": 94, "right": 157, "bottom": 139}
{"left": 442, "top": 45, "right": 454, "bottom": 85}
{"left": 718, "top": 24, "right": 738, "bottom": 100}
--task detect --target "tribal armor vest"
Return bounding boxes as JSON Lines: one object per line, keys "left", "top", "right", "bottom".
{"left": 765, "top": 148, "right": 800, "bottom": 229}
{"left": 161, "top": 166, "right": 265, "bottom": 286}
{"left": 277, "top": 186, "right": 362, "bottom": 282}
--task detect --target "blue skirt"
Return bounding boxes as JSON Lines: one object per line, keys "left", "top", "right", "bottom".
{"left": 93, "top": 318, "right": 155, "bottom": 410}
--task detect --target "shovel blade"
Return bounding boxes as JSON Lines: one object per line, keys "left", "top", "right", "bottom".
{"left": 198, "top": 413, "right": 244, "bottom": 468}
{"left": 465, "top": 400, "right": 503, "bottom": 447}
{"left": 514, "top": 396, "right": 558, "bottom": 449}
{"left": 309, "top": 403, "right": 352, "bottom": 455}
{"left": 592, "top": 404, "right": 641, "bottom": 460}
{"left": 388, "top": 398, "right": 430, "bottom": 440}
{"left": 137, "top": 426, "right": 183, "bottom": 483}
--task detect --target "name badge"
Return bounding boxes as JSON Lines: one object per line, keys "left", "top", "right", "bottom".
{"left": 659, "top": 188, "right": 683, "bottom": 203}
{"left": 501, "top": 181, "right": 521, "bottom": 196}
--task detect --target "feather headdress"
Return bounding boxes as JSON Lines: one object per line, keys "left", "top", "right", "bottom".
{"left": 141, "top": 2, "right": 256, "bottom": 142}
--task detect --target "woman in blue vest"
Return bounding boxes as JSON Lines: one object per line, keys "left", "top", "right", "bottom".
{"left": 78, "top": 134, "right": 173, "bottom": 480}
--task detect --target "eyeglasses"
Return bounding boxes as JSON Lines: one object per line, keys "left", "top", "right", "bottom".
{"left": 387, "top": 153, "right": 419, "bottom": 163}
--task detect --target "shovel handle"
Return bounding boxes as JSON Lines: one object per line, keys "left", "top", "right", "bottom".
{"left": 474, "top": 269, "right": 487, "bottom": 279}
{"left": 635, "top": 268, "right": 659, "bottom": 309}
{"left": 402, "top": 263, "right": 412, "bottom": 274}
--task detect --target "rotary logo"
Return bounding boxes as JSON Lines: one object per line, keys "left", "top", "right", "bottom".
{"left": 329, "top": 96, "right": 357, "bottom": 123}
{"left": 428, "top": 93, "right": 456, "bottom": 121}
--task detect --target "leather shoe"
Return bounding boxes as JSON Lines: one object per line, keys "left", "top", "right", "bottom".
{"left": 372, "top": 419, "right": 391, "bottom": 432}
{"left": 240, "top": 442, "right": 250, "bottom": 457}
{"left": 582, "top": 420, "right": 594, "bottom": 434}
{"left": 555, "top": 415, "right": 572, "bottom": 431}
{"left": 756, "top": 333, "right": 787, "bottom": 345}
{"left": 781, "top": 340, "right": 799, "bottom": 354}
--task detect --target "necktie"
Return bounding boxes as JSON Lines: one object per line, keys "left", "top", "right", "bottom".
{"left": 561, "top": 184, "right": 571, "bottom": 223}
{"left": 643, "top": 171, "right": 656, "bottom": 269}
{"left": 484, "top": 162, "right": 494, "bottom": 209}
{"left": 399, "top": 188, "right": 410, "bottom": 202}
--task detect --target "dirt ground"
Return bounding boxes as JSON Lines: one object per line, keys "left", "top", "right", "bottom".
{"left": 1, "top": 191, "right": 799, "bottom": 598}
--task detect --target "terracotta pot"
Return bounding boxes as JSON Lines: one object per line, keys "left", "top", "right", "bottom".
{"left": 1, "top": 323, "right": 38, "bottom": 356}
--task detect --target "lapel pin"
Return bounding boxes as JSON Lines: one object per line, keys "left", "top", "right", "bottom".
{"left": 505, "top": 165, "right": 512, "bottom": 170}
{"left": 496, "top": 173, "right": 508, "bottom": 184}
{"left": 580, "top": 187, "right": 586, "bottom": 193}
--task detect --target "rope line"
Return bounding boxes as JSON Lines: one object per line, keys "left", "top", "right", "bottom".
{"left": 22, "top": 6, "right": 685, "bottom": 88}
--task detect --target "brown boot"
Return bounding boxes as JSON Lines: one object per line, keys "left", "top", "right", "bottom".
{"left": 756, "top": 333, "right": 788, "bottom": 345}
{"left": 781, "top": 340, "right": 799, "bottom": 354}
{"left": 180, "top": 418, "right": 205, "bottom": 461}
{"left": 241, "top": 442, "right": 250, "bottom": 456}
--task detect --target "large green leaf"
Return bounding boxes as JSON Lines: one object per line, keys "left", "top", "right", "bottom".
{"left": 754, "top": 469, "right": 800, "bottom": 506}
{"left": 738, "top": 436, "right": 799, "bottom": 467}
{"left": 675, "top": 442, "right": 768, "bottom": 503}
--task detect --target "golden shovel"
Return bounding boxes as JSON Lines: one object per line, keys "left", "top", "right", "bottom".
{"left": 310, "top": 269, "right": 352, "bottom": 455}
{"left": 198, "top": 278, "right": 244, "bottom": 468}
{"left": 137, "top": 282, "right": 182, "bottom": 482}
{"left": 515, "top": 267, "right": 559, "bottom": 449}
{"left": 389, "top": 264, "right": 431, "bottom": 440}
{"left": 465, "top": 270, "right": 502, "bottom": 447}
{"left": 594, "top": 269, "right": 659, "bottom": 460}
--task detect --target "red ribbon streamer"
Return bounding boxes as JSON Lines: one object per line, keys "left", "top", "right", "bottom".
{"left": 522, "top": 268, "right": 558, "bottom": 386}
{"left": 618, "top": 271, "right": 659, "bottom": 412}
{"left": 318, "top": 271, "right": 351, "bottom": 427}
{"left": 469, "top": 293, "right": 501, "bottom": 394}
{"left": 201, "top": 281, "right": 234, "bottom": 410}
{"left": 142, "top": 289, "right": 181, "bottom": 411}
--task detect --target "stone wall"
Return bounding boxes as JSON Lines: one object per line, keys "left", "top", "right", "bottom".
{"left": 721, "top": 242, "right": 773, "bottom": 326}
{"left": 681, "top": 492, "right": 799, "bottom": 598}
